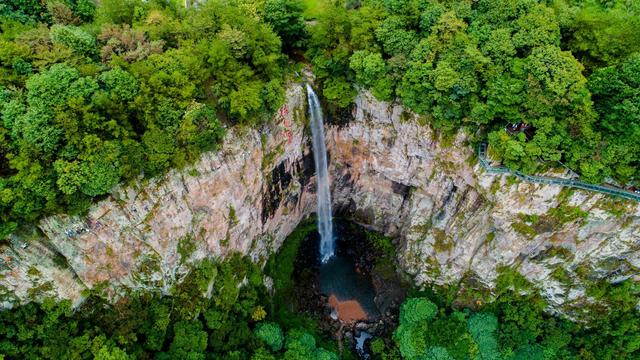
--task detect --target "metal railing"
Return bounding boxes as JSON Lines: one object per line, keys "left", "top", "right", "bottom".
{"left": 478, "top": 143, "right": 640, "bottom": 202}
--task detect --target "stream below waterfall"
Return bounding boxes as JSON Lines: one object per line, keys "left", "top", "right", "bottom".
{"left": 287, "top": 219, "right": 408, "bottom": 359}
{"left": 301, "top": 85, "right": 406, "bottom": 358}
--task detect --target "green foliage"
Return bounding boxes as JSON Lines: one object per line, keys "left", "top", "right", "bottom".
{"left": 394, "top": 322, "right": 428, "bottom": 359}
{"left": 256, "top": 327, "right": 340, "bottom": 359}
{"left": 510, "top": 222, "right": 536, "bottom": 239}
{"left": 322, "top": 77, "right": 356, "bottom": 108}
{"left": 264, "top": 219, "right": 325, "bottom": 335}
{"left": 313, "top": 347, "right": 339, "bottom": 360}
{"left": 370, "top": 337, "right": 402, "bottom": 360}
{"left": 349, "top": 50, "right": 393, "bottom": 100}
{"left": 177, "top": 234, "right": 197, "bottom": 262}
{"left": 95, "top": 0, "right": 136, "bottom": 25}
{"left": 74, "top": 0, "right": 96, "bottom": 22}
{"left": 391, "top": 276, "right": 640, "bottom": 360}
{"left": 1, "top": 224, "right": 638, "bottom": 360}
{"left": 255, "top": 322, "right": 284, "bottom": 351}
{"left": 399, "top": 297, "right": 437, "bottom": 325}
{"left": 423, "top": 346, "right": 453, "bottom": 360}
{"left": 394, "top": 296, "right": 474, "bottom": 360}
{"left": 309, "top": 0, "right": 639, "bottom": 186}
{"left": 168, "top": 320, "right": 208, "bottom": 360}
{"left": 305, "top": 2, "right": 357, "bottom": 108}
{"left": 556, "top": 0, "right": 640, "bottom": 69}
{"left": 468, "top": 313, "right": 500, "bottom": 360}
{"left": 0, "top": 254, "right": 338, "bottom": 359}
{"left": 0, "top": 0, "right": 284, "bottom": 234}
{"left": 264, "top": 0, "right": 307, "bottom": 52}
{"left": 98, "top": 68, "right": 138, "bottom": 101}
{"left": 0, "top": 0, "right": 47, "bottom": 23}
{"left": 366, "top": 229, "right": 395, "bottom": 257}
{"left": 50, "top": 25, "right": 97, "bottom": 57}
{"left": 578, "top": 280, "right": 640, "bottom": 359}
{"left": 495, "top": 265, "right": 531, "bottom": 294}
{"left": 588, "top": 53, "right": 640, "bottom": 182}
{"left": 265, "top": 219, "right": 316, "bottom": 294}
{"left": 546, "top": 204, "right": 588, "bottom": 225}
{"left": 284, "top": 328, "right": 316, "bottom": 357}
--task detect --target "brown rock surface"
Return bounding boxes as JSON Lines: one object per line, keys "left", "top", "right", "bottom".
{"left": 328, "top": 294, "right": 368, "bottom": 322}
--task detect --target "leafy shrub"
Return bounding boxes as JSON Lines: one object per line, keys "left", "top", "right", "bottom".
{"left": 263, "top": 0, "right": 307, "bottom": 52}
{"left": 98, "top": 68, "right": 139, "bottom": 101}
{"left": 400, "top": 297, "right": 438, "bottom": 324}
{"left": 284, "top": 329, "right": 316, "bottom": 352}
{"left": 168, "top": 320, "right": 208, "bottom": 360}
{"left": 313, "top": 348, "right": 339, "bottom": 360}
{"left": 255, "top": 322, "right": 284, "bottom": 351}
{"left": 424, "top": 346, "right": 454, "bottom": 360}
{"left": 468, "top": 313, "right": 500, "bottom": 360}
{"left": 50, "top": 25, "right": 96, "bottom": 57}
{"left": 394, "top": 323, "right": 427, "bottom": 359}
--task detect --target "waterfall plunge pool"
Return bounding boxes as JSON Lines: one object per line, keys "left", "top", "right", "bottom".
{"left": 266, "top": 85, "right": 406, "bottom": 358}
{"left": 269, "top": 219, "right": 407, "bottom": 359}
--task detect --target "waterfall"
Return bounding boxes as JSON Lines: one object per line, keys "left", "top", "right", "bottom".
{"left": 306, "top": 84, "right": 335, "bottom": 263}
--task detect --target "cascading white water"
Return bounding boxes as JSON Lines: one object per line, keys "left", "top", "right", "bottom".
{"left": 306, "top": 84, "right": 335, "bottom": 263}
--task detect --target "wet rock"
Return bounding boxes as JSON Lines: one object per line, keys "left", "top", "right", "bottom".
{"left": 263, "top": 276, "right": 274, "bottom": 294}
{"left": 344, "top": 331, "right": 354, "bottom": 343}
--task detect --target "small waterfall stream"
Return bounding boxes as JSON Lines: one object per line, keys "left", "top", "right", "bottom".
{"left": 306, "top": 84, "right": 335, "bottom": 262}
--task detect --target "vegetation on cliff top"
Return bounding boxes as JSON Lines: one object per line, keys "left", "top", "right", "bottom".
{"left": 306, "top": 0, "right": 640, "bottom": 186}
{"left": 0, "top": 0, "right": 295, "bottom": 237}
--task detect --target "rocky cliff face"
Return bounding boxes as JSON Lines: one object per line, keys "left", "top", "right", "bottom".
{"left": 0, "top": 85, "right": 317, "bottom": 308}
{"left": 1, "top": 86, "right": 638, "bottom": 314}
{"left": 328, "top": 92, "right": 640, "bottom": 314}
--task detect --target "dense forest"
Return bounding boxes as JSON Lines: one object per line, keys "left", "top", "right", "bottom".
{"left": 0, "top": 0, "right": 291, "bottom": 236}
{"left": 0, "top": 254, "right": 342, "bottom": 359}
{"left": 307, "top": 0, "right": 640, "bottom": 185}
{"left": 1, "top": 0, "right": 640, "bottom": 234}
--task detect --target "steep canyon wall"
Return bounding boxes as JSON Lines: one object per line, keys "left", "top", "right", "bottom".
{"left": 328, "top": 92, "right": 640, "bottom": 313}
{"left": 0, "top": 85, "right": 316, "bottom": 308}
{"left": 1, "top": 86, "right": 638, "bottom": 314}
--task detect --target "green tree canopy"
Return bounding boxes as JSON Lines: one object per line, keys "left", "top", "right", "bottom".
{"left": 255, "top": 322, "right": 284, "bottom": 352}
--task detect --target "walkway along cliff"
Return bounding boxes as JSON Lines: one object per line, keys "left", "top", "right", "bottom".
{"left": 1, "top": 85, "right": 639, "bottom": 316}
{"left": 479, "top": 143, "right": 640, "bottom": 202}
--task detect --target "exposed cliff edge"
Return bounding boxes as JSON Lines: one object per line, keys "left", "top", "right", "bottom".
{"left": 0, "top": 85, "right": 316, "bottom": 308}
{"left": 1, "top": 86, "right": 639, "bottom": 315}
{"left": 328, "top": 91, "right": 640, "bottom": 315}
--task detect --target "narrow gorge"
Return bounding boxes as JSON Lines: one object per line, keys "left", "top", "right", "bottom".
{"left": 2, "top": 84, "right": 638, "bottom": 317}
